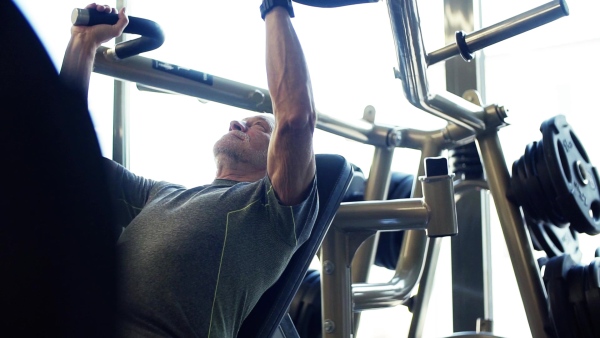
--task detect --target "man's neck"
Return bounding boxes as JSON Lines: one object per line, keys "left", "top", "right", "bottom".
{"left": 215, "top": 157, "right": 266, "bottom": 183}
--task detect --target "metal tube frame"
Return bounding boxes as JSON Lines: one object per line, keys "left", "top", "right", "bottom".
{"left": 387, "top": 1, "right": 564, "bottom": 337}
{"left": 93, "top": 1, "right": 571, "bottom": 337}
{"left": 321, "top": 166, "right": 458, "bottom": 338}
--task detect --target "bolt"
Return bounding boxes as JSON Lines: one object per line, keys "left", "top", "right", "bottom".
{"left": 248, "top": 90, "right": 265, "bottom": 104}
{"left": 388, "top": 130, "right": 402, "bottom": 147}
{"left": 323, "top": 260, "right": 335, "bottom": 275}
{"left": 324, "top": 319, "right": 336, "bottom": 333}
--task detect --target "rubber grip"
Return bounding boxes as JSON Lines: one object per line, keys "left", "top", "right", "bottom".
{"left": 71, "top": 8, "right": 165, "bottom": 59}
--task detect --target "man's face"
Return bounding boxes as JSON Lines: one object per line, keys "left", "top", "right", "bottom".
{"left": 212, "top": 114, "right": 274, "bottom": 169}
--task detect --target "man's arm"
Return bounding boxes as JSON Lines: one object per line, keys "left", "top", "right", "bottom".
{"left": 60, "top": 3, "right": 128, "bottom": 96}
{"left": 264, "top": 7, "right": 317, "bottom": 206}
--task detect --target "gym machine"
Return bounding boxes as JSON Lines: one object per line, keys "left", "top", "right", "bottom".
{"left": 74, "top": 0, "right": 599, "bottom": 337}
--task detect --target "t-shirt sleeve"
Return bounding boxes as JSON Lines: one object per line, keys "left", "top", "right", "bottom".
{"left": 102, "top": 158, "right": 158, "bottom": 230}
{"left": 264, "top": 175, "right": 319, "bottom": 248}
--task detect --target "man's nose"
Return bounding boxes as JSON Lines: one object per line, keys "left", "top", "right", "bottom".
{"left": 229, "top": 120, "right": 246, "bottom": 132}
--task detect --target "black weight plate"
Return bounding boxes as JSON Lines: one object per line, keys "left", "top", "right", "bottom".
{"left": 525, "top": 142, "right": 565, "bottom": 226}
{"left": 511, "top": 156, "right": 540, "bottom": 220}
{"left": 567, "top": 265, "right": 595, "bottom": 337}
{"left": 584, "top": 259, "right": 600, "bottom": 337}
{"left": 533, "top": 141, "right": 571, "bottom": 226}
{"left": 541, "top": 115, "right": 600, "bottom": 235}
{"left": 544, "top": 255, "right": 580, "bottom": 338}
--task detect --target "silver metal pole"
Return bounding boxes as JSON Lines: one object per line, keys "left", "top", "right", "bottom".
{"left": 93, "top": 46, "right": 399, "bottom": 148}
{"left": 112, "top": 0, "right": 129, "bottom": 166}
{"left": 387, "top": 0, "right": 486, "bottom": 132}
{"left": 350, "top": 145, "right": 394, "bottom": 334}
{"left": 427, "top": 0, "right": 569, "bottom": 65}
{"left": 477, "top": 132, "right": 552, "bottom": 338}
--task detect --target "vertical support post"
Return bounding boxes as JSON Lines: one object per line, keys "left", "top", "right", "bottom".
{"left": 351, "top": 145, "right": 394, "bottom": 334}
{"left": 112, "top": 0, "right": 129, "bottom": 166}
{"left": 407, "top": 142, "right": 442, "bottom": 338}
{"left": 321, "top": 228, "right": 354, "bottom": 338}
{"left": 443, "top": 0, "right": 493, "bottom": 333}
{"left": 477, "top": 132, "right": 552, "bottom": 338}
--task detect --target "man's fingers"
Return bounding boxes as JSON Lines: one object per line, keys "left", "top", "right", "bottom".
{"left": 114, "top": 7, "right": 129, "bottom": 34}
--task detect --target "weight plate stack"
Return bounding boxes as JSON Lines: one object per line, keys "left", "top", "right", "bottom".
{"left": 544, "top": 255, "right": 600, "bottom": 338}
{"left": 583, "top": 259, "right": 600, "bottom": 337}
{"left": 540, "top": 115, "right": 600, "bottom": 235}
{"left": 544, "top": 255, "right": 581, "bottom": 338}
{"left": 510, "top": 115, "right": 600, "bottom": 259}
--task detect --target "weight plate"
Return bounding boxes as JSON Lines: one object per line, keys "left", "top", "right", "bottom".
{"left": 527, "top": 217, "right": 581, "bottom": 259}
{"left": 584, "top": 259, "right": 600, "bottom": 337}
{"left": 525, "top": 142, "right": 567, "bottom": 226}
{"left": 533, "top": 141, "right": 570, "bottom": 226}
{"left": 541, "top": 115, "right": 600, "bottom": 235}
{"left": 566, "top": 265, "right": 595, "bottom": 337}
{"left": 544, "top": 255, "right": 580, "bottom": 338}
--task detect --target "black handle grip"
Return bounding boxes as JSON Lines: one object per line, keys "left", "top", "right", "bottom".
{"left": 71, "top": 8, "right": 165, "bottom": 59}
{"left": 293, "top": 0, "right": 379, "bottom": 8}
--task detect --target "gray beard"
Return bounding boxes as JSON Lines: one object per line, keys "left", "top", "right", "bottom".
{"left": 213, "top": 139, "right": 267, "bottom": 169}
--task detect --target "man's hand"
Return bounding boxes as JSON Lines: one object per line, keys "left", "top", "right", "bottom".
{"left": 60, "top": 3, "right": 128, "bottom": 96}
{"left": 71, "top": 3, "right": 129, "bottom": 49}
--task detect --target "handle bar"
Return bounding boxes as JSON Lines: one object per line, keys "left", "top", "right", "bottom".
{"left": 71, "top": 8, "right": 165, "bottom": 59}
{"left": 294, "top": 0, "right": 379, "bottom": 7}
{"left": 427, "top": 0, "right": 569, "bottom": 65}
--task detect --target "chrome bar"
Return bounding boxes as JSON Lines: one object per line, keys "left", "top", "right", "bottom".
{"left": 467, "top": 0, "right": 568, "bottom": 53}
{"left": 386, "top": 0, "right": 486, "bottom": 132}
{"left": 428, "top": 0, "right": 569, "bottom": 65}
{"left": 477, "top": 132, "right": 553, "bottom": 338}
{"left": 335, "top": 199, "right": 428, "bottom": 233}
{"left": 93, "top": 46, "right": 397, "bottom": 148}
{"left": 353, "top": 147, "right": 459, "bottom": 311}
{"left": 111, "top": 0, "right": 129, "bottom": 167}
{"left": 94, "top": 46, "right": 273, "bottom": 113}
{"left": 353, "top": 131, "right": 443, "bottom": 311}
{"left": 351, "top": 146, "right": 394, "bottom": 286}
{"left": 350, "top": 145, "right": 393, "bottom": 334}
{"left": 406, "top": 237, "right": 439, "bottom": 338}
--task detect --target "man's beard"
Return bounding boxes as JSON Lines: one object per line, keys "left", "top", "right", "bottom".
{"left": 213, "top": 134, "right": 268, "bottom": 169}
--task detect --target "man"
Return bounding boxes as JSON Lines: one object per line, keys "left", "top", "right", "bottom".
{"left": 60, "top": 2, "right": 318, "bottom": 337}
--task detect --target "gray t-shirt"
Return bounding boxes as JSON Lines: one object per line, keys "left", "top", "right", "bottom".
{"left": 103, "top": 159, "right": 318, "bottom": 338}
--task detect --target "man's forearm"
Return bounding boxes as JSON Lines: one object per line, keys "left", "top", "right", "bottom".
{"left": 265, "top": 8, "right": 316, "bottom": 127}
{"left": 60, "top": 34, "right": 99, "bottom": 96}
{"left": 265, "top": 7, "right": 317, "bottom": 206}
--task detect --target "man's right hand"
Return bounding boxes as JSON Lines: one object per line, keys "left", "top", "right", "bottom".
{"left": 71, "top": 3, "right": 129, "bottom": 50}
{"left": 60, "top": 3, "right": 128, "bottom": 96}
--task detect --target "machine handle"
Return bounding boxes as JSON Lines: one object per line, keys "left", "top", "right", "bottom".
{"left": 427, "top": 0, "right": 569, "bottom": 65}
{"left": 71, "top": 8, "right": 165, "bottom": 59}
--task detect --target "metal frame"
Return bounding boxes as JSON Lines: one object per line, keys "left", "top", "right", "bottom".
{"left": 92, "top": 1, "right": 572, "bottom": 337}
